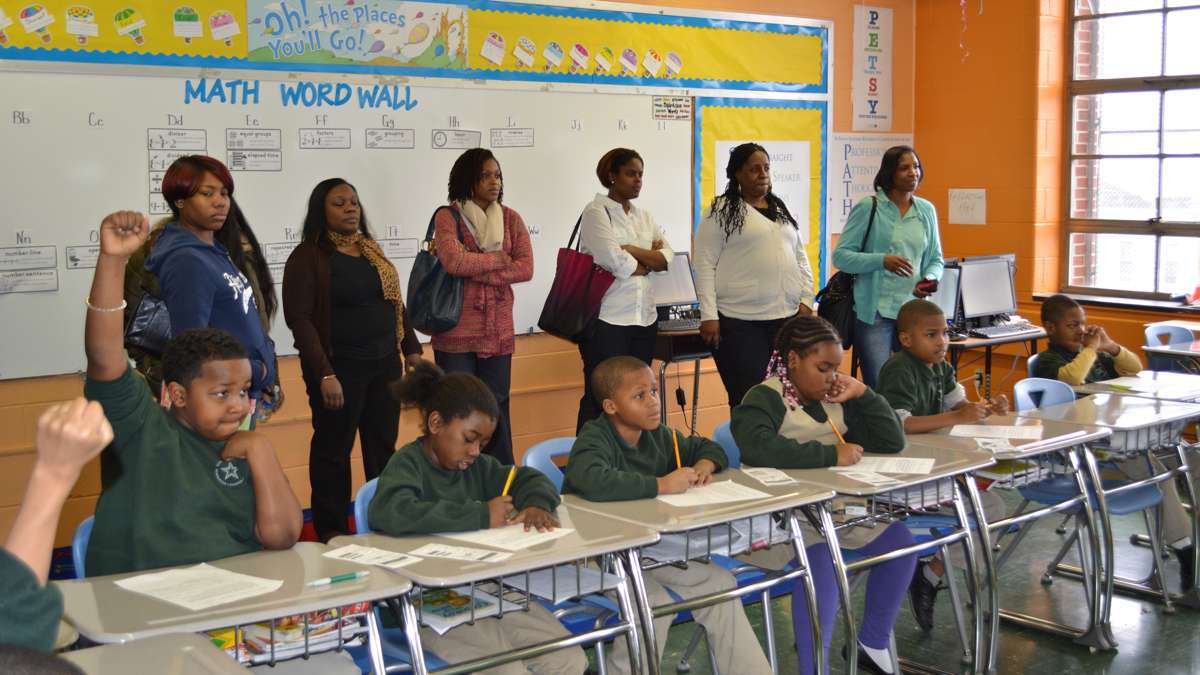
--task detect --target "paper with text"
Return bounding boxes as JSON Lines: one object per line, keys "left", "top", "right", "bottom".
{"left": 741, "top": 467, "right": 798, "bottom": 485}
{"left": 830, "top": 456, "right": 935, "bottom": 475}
{"left": 441, "top": 525, "right": 574, "bottom": 551}
{"left": 324, "top": 544, "right": 421, "bottom": 570}
{"left": 113, "top": 564, "right": 282, "bottom": 611}
{"left": 656, "top": 480, "right": 771, "bottom": 507}
{"left": 950, "top": 424, "right": 1044, "bottom": 440}
{"left": 409, "top": 543, "right": 513, "bottom": 563}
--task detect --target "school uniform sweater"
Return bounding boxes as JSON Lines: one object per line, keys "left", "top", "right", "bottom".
{"left": 1033, "top": 342, "right": 1142, "bottom": 386}
{"left": 563, "top": 415, "right": 728, "bottom": 501}
{"left": 0, "top": 550, "right": 63, "bottom": 652}
{"left": 875, "top": 349, "right": 967, "bottom": 422}
{"left": 369, "top": 440, "right": 559, "bottom": 535}
{"left": 731, "top": 377, "right": 905, "bottom": 469}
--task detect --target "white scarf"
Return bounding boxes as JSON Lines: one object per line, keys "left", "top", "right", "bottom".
{"left": 457, "top": 199, "right": 504, "bottom": 252}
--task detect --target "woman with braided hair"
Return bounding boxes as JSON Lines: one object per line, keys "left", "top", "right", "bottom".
{"left": 694, "top": 143, "right": 816, "bottom": 411}
{"left": 283, "top": 178, "right": 424, "bottom": 542}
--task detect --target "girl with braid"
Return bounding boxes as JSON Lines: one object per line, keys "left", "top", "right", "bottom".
{"left": 283, "top": 178, "right": 424, "bottom": 542}
{"left": 731, "top": 315, "right": 916, "bottom": 675}
{"left": 694, "top": 143, "right": 816, "bottom": 412}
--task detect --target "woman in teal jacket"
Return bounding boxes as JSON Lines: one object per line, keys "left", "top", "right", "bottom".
{"left": 831, "top": 146, "right": 943, "bottom": 387}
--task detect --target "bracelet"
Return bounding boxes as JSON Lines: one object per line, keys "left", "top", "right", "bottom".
{"left": 322, "top": 374, "right": 338, "bottom": 381}
{"left": 85, "top": 297, "right": 127, "bottom": 313}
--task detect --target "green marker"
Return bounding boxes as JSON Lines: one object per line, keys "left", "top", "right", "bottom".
{"left": 307, "top": 571, "right": 370, "bottom": 587}
{"left": 1107, "top": 384, "right": 1134, "bottom": 392}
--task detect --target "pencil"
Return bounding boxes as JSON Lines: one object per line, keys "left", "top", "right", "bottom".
{"left": 672, "top": 429, "right": 682, "bottom": 469}
{"left": 829, "top": 420, "right": 847, "bottom": 445}
{"left": 501, "top": 466, "right": 516, "bottom": 496}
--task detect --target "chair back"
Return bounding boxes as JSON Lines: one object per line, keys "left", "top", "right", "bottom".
{"left": 1026, "top": 352, "right": 1041, "bottom": 378}
{"left": 712, "top": 421, "right": 741, "bottom": 468}
{"left": 521, "top": 437, "right": 576, "bottom": 493}
{"left": 1144, "top": 324, "right": 1192, "bottom": 347}
{"left": 1014, "top": 377, "right": 1075, "bottom": 412}
{"left": 72, "top": 515, "right": 94, "bottom": 579}
{"left": 353, "top": 478, "right": 379, "bottom": 534}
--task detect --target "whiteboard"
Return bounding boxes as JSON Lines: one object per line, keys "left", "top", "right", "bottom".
{"left": 0, "top": 67, "right": 693, "bottom": 379}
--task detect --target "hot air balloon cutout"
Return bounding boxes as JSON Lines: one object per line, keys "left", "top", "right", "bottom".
{"left": 208, "top": 10, "right": 239, "bottom": 46}
{"left": 618, "top": 48, "right": 637, "bottom": 76}
{"left": 594, "top": 47, "right": 614, "bottom": 74}
{"left": 542, "top": 41, "right": 563, "bottom": 72}
{"left": 112, "top": 7, "right": 145, "bottom": 46}
{"left": 173, "top": 6, "right": 202, "bottom": 43}
{"left": 479, "top": 31, "right": 504, "bottom": 66}
{"left": 664, "top": 52, "right": 682, "bottom": 78}
{"left": 0, "top": 8, "right": 16, "bottom": 46}
{"left": 512, "top": 37, "right": 535, "bottom": 68}
{"left": 19, "top": 4, "right": 55, "bottom": 44}
{"left": 568, "top": 43, "right": 589, "bottom": 73}
{"left": 642, "top": 49, "right": 662, "bottom": 77}
{"left": 65, "top": 6, "right": 98, "bottom": 45}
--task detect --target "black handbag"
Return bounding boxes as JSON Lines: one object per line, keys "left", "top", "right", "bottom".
{"left": 407, "top": 206, "right": 466, "bottom": 335}
{"left": 817, "top": 197, "right": 877, "bottom": 348}
{"left": 124, "top": 285, "right": 173, "bottom": 355}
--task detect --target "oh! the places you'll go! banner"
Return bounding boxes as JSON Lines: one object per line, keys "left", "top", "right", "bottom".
{"left": 0, "top": 1, "right": 827, "bottom": 92}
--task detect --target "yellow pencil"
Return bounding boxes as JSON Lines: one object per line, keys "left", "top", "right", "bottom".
{"left": 829, "top": 420, "right": 847, "bottom": 445}
{"left": 501, "top": 466, "right": 516, "bottom": 496}
{"left": 672, "top": 429, "right": 682, "bottom": 469}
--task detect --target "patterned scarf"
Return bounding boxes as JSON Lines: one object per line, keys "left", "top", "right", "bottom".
{"left": 765, "top": 350, "right": 802, "bottom": 410}
{"left": 327, "top": 231, "right": 406, "bottom": 353}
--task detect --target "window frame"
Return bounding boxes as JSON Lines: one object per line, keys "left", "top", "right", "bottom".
{"left": 1062, "top": 2, "right": 1200, "bottom": 301}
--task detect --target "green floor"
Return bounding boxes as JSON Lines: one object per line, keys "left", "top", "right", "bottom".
{"left": 616, "top": 491, "right": 1200, "bottom": 674}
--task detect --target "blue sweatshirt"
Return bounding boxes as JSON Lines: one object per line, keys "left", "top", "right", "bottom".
{"left": 145, "top": 222, "right": 276, "bottom": 394}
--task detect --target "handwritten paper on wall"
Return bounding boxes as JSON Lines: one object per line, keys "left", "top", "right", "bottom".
{"left": 949, "top": 189, "right": 987, "bottom": 225}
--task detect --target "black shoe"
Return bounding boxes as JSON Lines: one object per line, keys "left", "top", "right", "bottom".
{"left": 1176, "top": 545, "right": 1195, "bottom": 594}
{"left": 841, "top": 642, "right": 894, "bottom": 675}
{"left": 908, "top": 562, "right": 943, "bottom": 632}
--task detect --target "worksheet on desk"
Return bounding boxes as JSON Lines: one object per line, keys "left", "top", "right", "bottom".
{"left": 950, "top": 424, "right": 1045, "bottom": 440}
{"left": 440, "top": 525, "right": 575, "bottom": 551}
{"left": 830, "top": 456, "right": 935, "bottom": 475}
{"left": 656, "top": 480, "right": 771, "bottom": 507}
{"left": 113, "top": 563, "right": 282, "bottom": 611}
{"left": 1100, "top": 377, "right": 1167, "bottom": 392}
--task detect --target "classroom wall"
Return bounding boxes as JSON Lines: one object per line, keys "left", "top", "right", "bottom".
{"left": 0, "top": 0, "right": 926, "bottom": 547}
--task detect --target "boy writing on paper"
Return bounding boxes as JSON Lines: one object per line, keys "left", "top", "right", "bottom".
{"left": 875, "top": 299, "right": 1008, "bottom": 632}
{"left": 1035, "top": 293, "right": 1194, "bottom": 591}
{"left": 564, "top": 356, "right": 773, "bottom": 675}
{"left": 369, "top": 361, "right": 586, "bottom": 675}
{"left": 83, "top": 211, "right": 302, "bottom": 577}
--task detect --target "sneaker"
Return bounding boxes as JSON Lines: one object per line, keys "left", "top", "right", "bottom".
{"left": 1176, "top": 545, "right": 1195, "bottom": 594}
{"left": 908, "top": 561, "right": 943, "bottom": 632}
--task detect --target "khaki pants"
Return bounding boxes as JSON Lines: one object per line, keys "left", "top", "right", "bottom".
{"left": 606, "top": 562, "right": 773, "bottom": 675}
{"left": 418, "top": 603, "right": 587, "bottom": 675}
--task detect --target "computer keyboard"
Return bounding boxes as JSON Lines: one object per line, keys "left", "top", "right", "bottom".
{"left": 968, "top": 323, "right": 1040, "bottom": 339}
{"left": 658, "top": 318, "right": 701, "bottom": 332}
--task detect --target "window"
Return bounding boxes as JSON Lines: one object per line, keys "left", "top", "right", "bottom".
{"left": 1066, "top": 0, "right": 1200, "bottom": 299}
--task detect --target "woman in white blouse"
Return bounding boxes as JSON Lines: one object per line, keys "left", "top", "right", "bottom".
{"left": 575, "top": 148, "right": 673, "bottom": 431}
{"left": 695, "top": 142, "right": 816, "bottom": 411}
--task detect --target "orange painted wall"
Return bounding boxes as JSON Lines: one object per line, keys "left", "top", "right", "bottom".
{"left": 0, "top": 0, "right": 917, "bottom": 548}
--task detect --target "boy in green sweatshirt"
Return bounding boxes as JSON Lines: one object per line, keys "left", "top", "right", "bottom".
{"left": 370, "top": 361, "right": 585, "bottom": 675}
{"left": 564, "top": 356, "right": 773, "bottom": 675}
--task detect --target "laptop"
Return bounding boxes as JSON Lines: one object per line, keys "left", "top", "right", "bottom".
{"left": 651, "top": 252, "right": 701, "bottom": 332}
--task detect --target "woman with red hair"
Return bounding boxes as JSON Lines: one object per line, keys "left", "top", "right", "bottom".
{"left": 142, "top": 156, "right": 278, "bottom": 413}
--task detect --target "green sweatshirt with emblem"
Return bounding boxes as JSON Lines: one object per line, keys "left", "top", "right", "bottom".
{"left": 369, "top": 440, "right": 560, "bottom": 535}
{"left": 563, "top": 415, "right": 729, "bottom": 501}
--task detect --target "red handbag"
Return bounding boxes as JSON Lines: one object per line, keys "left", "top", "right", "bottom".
{"left": 538, "top": 214, "right": 616, "bottom": 343}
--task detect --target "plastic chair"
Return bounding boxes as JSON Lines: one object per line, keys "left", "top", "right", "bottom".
{"left": 353, "top": 478, "right": 379, "bottom": 535}
{"left": 712, "top": 421, "right": 741, "bottom": 468}
{"left": 1025, "top": 352, "right": 1041, "bottom": 378}
{"left": 1013, "top": 377, "right": 1075, "bottom": 413}
{"left": 1145, "top": 324, "right": 1195, "bottom": 372}
{"left": 72, "top": 516, "right": 94, "bottom": 579}
{"left": 522, "top": 437, "right": 576, "bottom": 492}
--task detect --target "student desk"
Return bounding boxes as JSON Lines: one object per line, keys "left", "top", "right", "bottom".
{"left": 1142, "top": 340, "right": 1200, "bottom": 370}
{"left": 947, "top": 328, "right": 1046, "bottom": 398}
{"left": 778, "top": 443, "right": 996, "bottom": 675}
{"left": 652, "top": 329, "right": 710, "bottom": 434}
{"left": 1073, "top": 371, "right": 1200, "bottom": 403}
{"left": 55, "top": 542, "right": 409, "bottom": 673}
{"left": 1017, "top": 395, "right": 1200, "bottom": 617}
{"left": 61, "top": 633, "right": 250, "bottom": 674}
{"left": 564, "top": 469, "right": 835, "bottom": 675}
{"left": 330, "top": 504, "right": 659, "bottom": 675}
{"left": 911, "top": 418, "right": 1114, "bottom": 659}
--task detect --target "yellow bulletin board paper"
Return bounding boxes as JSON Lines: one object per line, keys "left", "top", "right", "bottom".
{"left": 696, "top": 98, "right": 828, "bottom": 287}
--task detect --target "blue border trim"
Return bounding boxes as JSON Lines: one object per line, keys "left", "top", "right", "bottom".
{"left": 0, "top": 1, "right": 828, "bottom": 93}
{"left": 693, "top": 97, "right": 828, "bottom": 284}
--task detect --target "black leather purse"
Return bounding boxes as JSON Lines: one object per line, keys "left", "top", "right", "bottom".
{"left": 817, "top": 197, "right": 877, "bottom": 348}
{"left": 124, "top": 286, "right": 173, "bottom": 355}
{"left": 407, "top": 206, "right": 466, "bottom": 335}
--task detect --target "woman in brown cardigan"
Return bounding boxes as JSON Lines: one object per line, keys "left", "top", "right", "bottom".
{"left": 283, "top": 178, "right": 423, "bottom": 541}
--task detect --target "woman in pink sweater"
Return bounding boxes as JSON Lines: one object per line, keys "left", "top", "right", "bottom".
{"left": 431, "top": 148, "right": 534, "bottom": 463}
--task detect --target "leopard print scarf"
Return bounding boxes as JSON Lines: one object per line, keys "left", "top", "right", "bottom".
{"left": 327, "top": 231, "right": 406, "bottom": 353}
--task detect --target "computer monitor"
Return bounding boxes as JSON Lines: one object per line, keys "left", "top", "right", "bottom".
{"left": 928, "top": 266, "right": 960, "bottom": 321}
{"left": 959, "top": 255, "right": 1017, "bottom": 319}
{"left": 650, "top": 252, "right": 699, "bottom": 307}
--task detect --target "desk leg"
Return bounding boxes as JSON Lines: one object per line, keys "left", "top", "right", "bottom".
{"left": 658, "top": 361, "right": 669, "bottom": 429}
{"left": 1075, "top": 447, "right": 1117, "bottom": 650}
{"left": 396, "top": 595, "right": 430, "bottom": 675}
{"left": 607, "top": 552, "right": 646, "bottom": 675}
{"left": 789, "top": 510, "right": 823, "bottom": 675}
{"left": 816, "top": 504, "right": 857, "bottom": 675}
{"left": 623, "top": 549, "right": 661, "bottom": 675}
{"left": 1175, "top": 443, "right": 1200, "bottom": 608}
{"left": 959, "top": 475, "right": 998, "bottom": 674}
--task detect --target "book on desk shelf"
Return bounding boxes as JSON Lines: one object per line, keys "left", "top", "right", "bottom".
{"left": 206, "top": 602, "right": 370, "bottom": 664}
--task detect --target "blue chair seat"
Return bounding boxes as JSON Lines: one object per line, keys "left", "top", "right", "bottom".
{"left": 1019, "top": 475, "right": 1162, "bottom": 516}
